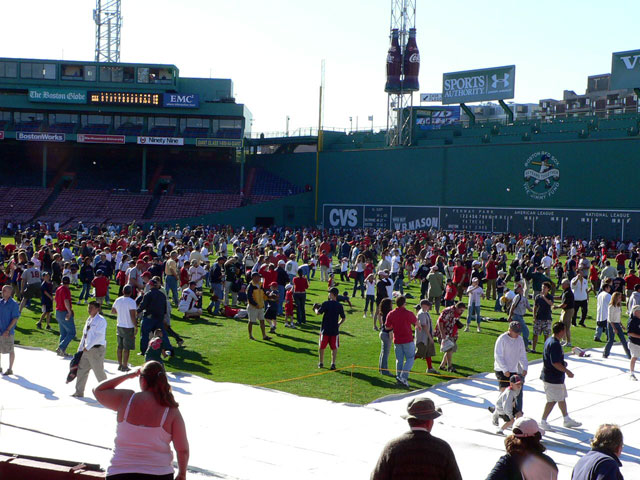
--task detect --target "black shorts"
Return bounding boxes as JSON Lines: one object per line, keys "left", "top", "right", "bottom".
{"left": 495, "top": 370, "right": 511, "bottom": 390}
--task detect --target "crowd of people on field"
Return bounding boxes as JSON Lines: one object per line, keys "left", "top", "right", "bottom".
{"left": 0, "top": 222, "right": 638, "bottom": 479}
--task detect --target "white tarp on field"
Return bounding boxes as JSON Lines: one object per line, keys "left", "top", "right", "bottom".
{"left": 0, "top": 345, "right": 638, "bottom": 479}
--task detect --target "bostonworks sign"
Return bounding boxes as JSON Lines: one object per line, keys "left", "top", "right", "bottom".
{"left": 442, "top": 65, "right": 515, "bottom": 105}
{"left": 611, "top": 49, "right": 640, "bottom": 89}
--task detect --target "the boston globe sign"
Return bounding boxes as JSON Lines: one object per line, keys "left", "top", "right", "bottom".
{"left": 442, "top": 65, "right": 515, "bottom": 105}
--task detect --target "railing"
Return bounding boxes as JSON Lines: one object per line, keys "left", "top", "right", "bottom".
{"left": 248, "top": 125, "right": 389, "bottom": 139}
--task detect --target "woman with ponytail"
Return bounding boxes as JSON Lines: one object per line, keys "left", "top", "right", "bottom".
{"left": 94, "top": 360, "right": 189, "bottom": 480}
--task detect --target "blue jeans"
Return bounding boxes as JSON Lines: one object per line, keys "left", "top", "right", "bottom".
{"left": 293, "top": 292, "right": 306, "bottom": 323}
{"left": 595, "top": 322, "right": 608, "bottom": 342}
{"left": 467, "top": 304, "right": 481, "bottom": 326}
{"left": 394, "top": 341, "right": 415, "bottom": 381}
{"left": 278, "top": 285, "right": 285, "bottom": 315}
{"left": 56, "top": 311, "right": 76, "bottom": 352}
{"left": 165, "top": 275, "right": 179, "bottom": 304}
{"left": 512, "top": 314, "right": 530, "bottom": 348}
{"left": 604, "top": 323, "right": 631, "bottom": 358}
{"left": 140, "top": 316, "right": 162, "bottom": 355}
{"left": 494, "top": 296, "right": 502, "bottom": 311}
{"left": 211, "top": 283, "right": 223, "bottom": 314}
{"left": 352, "top": 272, "right": 365, "bottom": 298}
{"left": 379, "top": 330, "right": 393, "bottom": 375}
{"left": 79, "top": 282, "right": 91, "bottom": 301}
{"left": 393, "top": 276, "right": 404, "bottom": 294}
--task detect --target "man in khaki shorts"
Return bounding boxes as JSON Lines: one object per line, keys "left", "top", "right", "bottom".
{"left": 540, "top": 322, "right": 581, "bottom": 430}
{"left": 246, "top": 272, "right": 272, "bottom": 341}
{"left": 0, "top": 285, "right": 21, "bottom": 376}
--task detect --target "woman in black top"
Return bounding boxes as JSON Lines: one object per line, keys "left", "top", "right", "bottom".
{"left": 378, "top": 298, "right": 394, "bottom": 377}
{"left": 486, "top": 417, "right": 558, "bottom": 480}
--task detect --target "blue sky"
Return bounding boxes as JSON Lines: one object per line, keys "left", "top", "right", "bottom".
{"left": 1, "top": 0, "right": 637, "bottom": 134}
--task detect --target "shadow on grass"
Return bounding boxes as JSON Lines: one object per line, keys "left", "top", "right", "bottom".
{"left": 274, "top": 333, "right": 317, "bottom": 345}
{"left": 335, "top": 368, "right": 418, "bottom": 390}
{"left": 168, "top": 348, "right": 212, "bottom": 375}
{"left": 267, "top": 339, "right": 316, "bottom": 356}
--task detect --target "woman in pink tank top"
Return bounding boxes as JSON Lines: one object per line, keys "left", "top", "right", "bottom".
{"left": 94, "top": 360, "right": 189, "bottom": 480}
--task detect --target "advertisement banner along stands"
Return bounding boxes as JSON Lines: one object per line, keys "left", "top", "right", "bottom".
{"left": 442, "top": 65, "right": 515, "bottom": 105}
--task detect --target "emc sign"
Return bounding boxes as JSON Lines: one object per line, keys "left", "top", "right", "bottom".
{"left": 162, "top": 93, "right": 200, "bottom": 108}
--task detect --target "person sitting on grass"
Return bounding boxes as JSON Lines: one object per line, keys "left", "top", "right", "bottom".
{"left": 315, "top": 287, "right": 346, "bottom": 371}
{"left": 178, "top": 281, "right": 202, "bottom": 319}
{"left": 488, "top": 374, "right": 524, "bottom": 435}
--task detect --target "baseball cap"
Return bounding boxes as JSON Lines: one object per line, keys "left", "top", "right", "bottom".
{"left": 278, "top": 260, "right": 285, "bottom": 265}
{"left": 509, "top": 374, "right": 523, "bottom": 384}
{"left": 269, "top": 282, "right": 278, "bottom": 288}
{"left": 402, "top": 397, "right": 442, "bottom": 421}
{"left": 509, "top": 321, "right": 522, "bottom": 333}
{"left": 512, "top": 417, "right": 544, "bottom": 437}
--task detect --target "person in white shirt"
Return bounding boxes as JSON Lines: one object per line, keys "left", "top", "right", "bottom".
{"left": 541, "top": 254, "right": 553, "bottom": 276}
{"left": 73, "top": 301, "right": 107, "bottom": 398}
{"left": 570, "top": 271, "right": 590, "bottom": 327}
{"left": 111, "top": 285, "right": 138, "bottom": 372}
{"left": 493, "top": 321, "right": 528, "bottom": 420}
{"left": 285, "top": 254, "right": 299, "bottom": 283}
{"left": 188, "top": 260, "right": 206, "bottom": 289}
{"left": 465, "top": 277, "right": 485, "bottom": 333}
{"left": 603, "top": 291, "right": 631, "bottom": 359}
{"left": 179, "top": 281, "right": 202, "bottom": 318}
{"left": 595, "top": 283, "right": 612, "bottom": 342}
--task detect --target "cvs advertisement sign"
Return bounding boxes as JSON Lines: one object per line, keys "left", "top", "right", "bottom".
{"left": 323, "top": 205, "right": 363, "bottom": 228}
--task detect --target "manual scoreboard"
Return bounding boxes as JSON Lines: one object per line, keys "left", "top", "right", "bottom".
{"left": 88, "top": 91, "right": 161, "bottom": 106}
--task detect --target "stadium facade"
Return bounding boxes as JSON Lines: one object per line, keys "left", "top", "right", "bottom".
{"left": 2, "top": 56, "right": 640, "bottom": 240}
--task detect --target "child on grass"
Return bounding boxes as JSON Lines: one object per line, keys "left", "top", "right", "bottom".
{"left": 284, "top": 284, "right": 295, "bottom": 328}
{"left": 415, "top": 299, "right": 438, "bottom": 374}
{"left": 145, "top": 329, "right": 169, "bottom": 365}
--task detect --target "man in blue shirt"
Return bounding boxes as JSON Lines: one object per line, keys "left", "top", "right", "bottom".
{"left": 572, "top": 424, "right": 624, "bottom": 480}
{"left": 540, "top": 321, "right": 581, "bottom": 430}
{"left": 315, "top": 287, "right": 346, "bottom": 370}
{"left": 0, "top": 285, "right": 21, "bottom": 376}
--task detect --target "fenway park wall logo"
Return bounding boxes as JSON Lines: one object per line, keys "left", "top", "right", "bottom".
{"left": 523, "top": 151, "right": 560, "bottom": 200}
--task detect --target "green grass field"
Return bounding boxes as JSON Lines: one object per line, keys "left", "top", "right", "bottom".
{"left": 10, "top": 246, "right": 605, "bottom": 405}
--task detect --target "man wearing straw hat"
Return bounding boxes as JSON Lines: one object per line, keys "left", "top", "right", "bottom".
{"left": 371, "top": 396, "right": 462, "bottom": 480}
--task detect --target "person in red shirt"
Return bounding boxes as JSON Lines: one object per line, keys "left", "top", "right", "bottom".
{"left": 485, "top": 256, "right": 498, "bottom": 300}
{"left": 444, "top": 279, "right": 457, "bottom": 307}
{"left": 292, "top": 269, "right": 309, "bottom": 325}
{"left": 91, "top": 269, "right": 110, "bottom": 306}
{"left": 385, "top": 296, "right": 418, "bottom": 387}
{"left": 589, "top": 264, "right": 600, "bottom": 294}
{"left": 55, "top": 276, "right": 75, "bottom": 357}
{"left": 179, "top": 264, "right": 190, "bottom": 289}
{"left": 260, "top": 264, "right": 277, "bottom": 288}
{"left": 615, "top": 251, "right": 628, "bottom": 274}
{"left": 452, "top": 259, "right": 466, "bottom": 300}
{"left": 318, "top": 253, "right": 331, "bottom": 282}
{"left": 284, "top": 285, "right": 295, "bottom": 328}
{"left": 624, "top": 269, "right": 640, "bottom": 297}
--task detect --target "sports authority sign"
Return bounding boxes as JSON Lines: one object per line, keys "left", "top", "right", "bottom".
{"left": 137, "top": 136, "right": 184, "bottom": 146}
{"left": 77, "top": 134, "right": 125, "bottom": 144}
{"left": 610, "top": 48, "right": 640, "bottom": 89}
{"left": 442, "top": 65, "right": 515, "bottom": 105}
{"left": 523, "top": 151, "right": 560, "bottom": 200}
{"left": 16, "top": 132, "right": 65, "bottom": 142}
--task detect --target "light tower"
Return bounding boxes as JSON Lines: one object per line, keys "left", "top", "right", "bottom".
{"left": 385, "top": 0, "right": 418, "bottom": 147}
{"left": 94, "top": 0, "right": 122, "bottom": 62}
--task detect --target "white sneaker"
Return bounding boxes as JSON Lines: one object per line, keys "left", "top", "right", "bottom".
{"left": 563, "top": 417, "right": 582, "bottom": 428}
{"left": 477, "top": 326, "right": 482, "bottom": 333}
{"left": 463, "top": 326, "right": 470, "bottom": 332}
{"left": 496, "top": 428, "right": 504, "bottom": 435}
{"left": 539, "top": 419, "right": 551, "bottom": 430}
{"left": 630, "top": 373, "right": 637, "bottom": 381}
{"left": 363, "top": 314, "right": 367, "bottom": 318}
